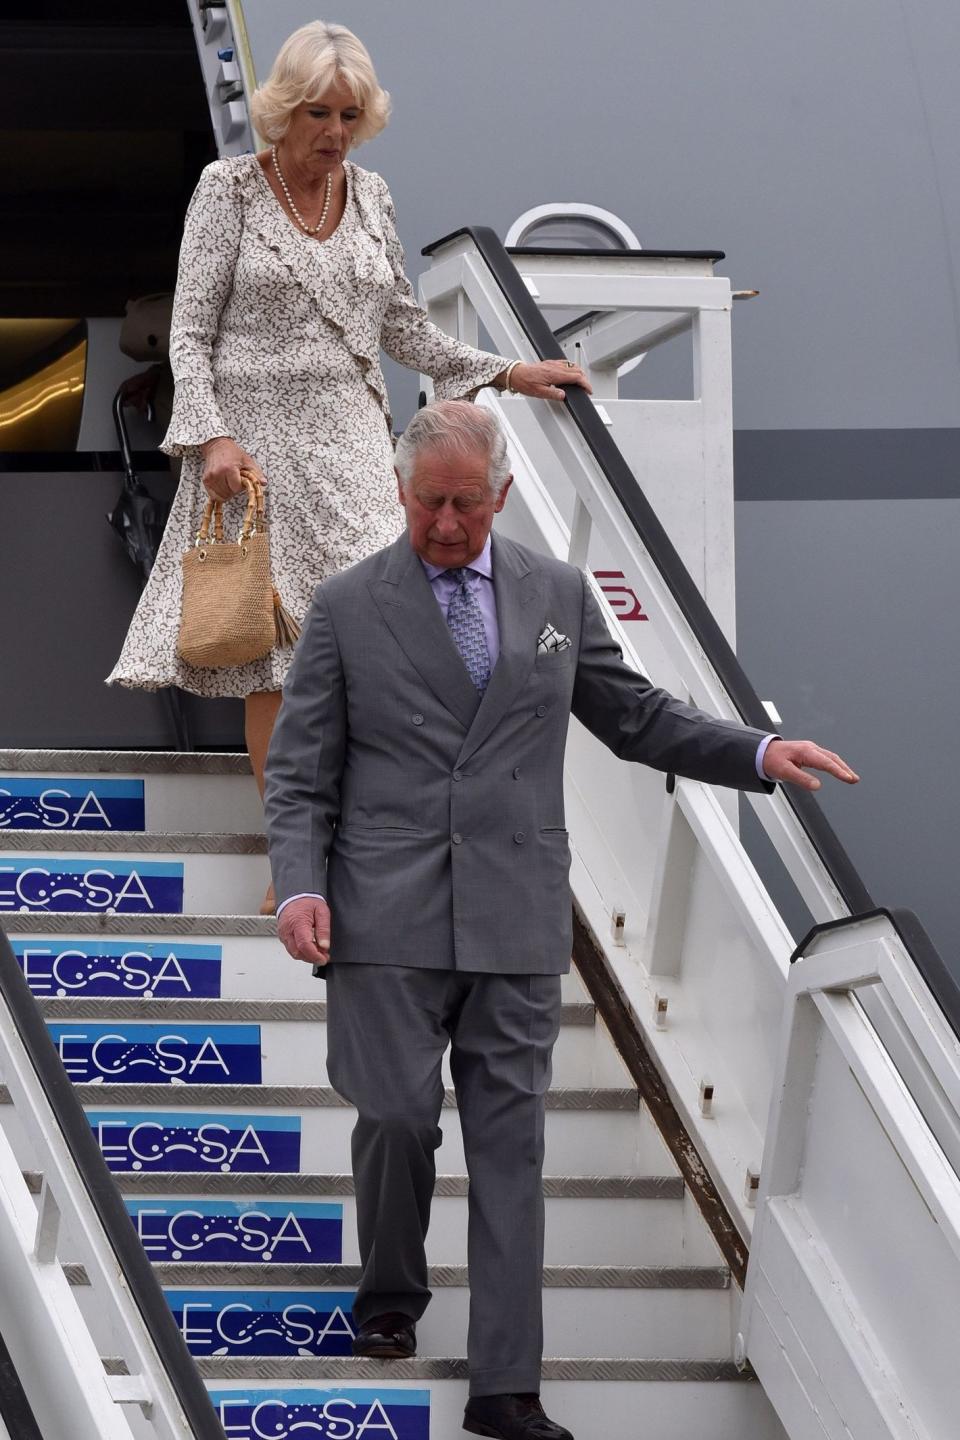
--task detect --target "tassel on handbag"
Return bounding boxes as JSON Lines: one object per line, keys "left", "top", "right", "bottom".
{"left": 177, "top": 469, "right": 301, "bottom": 669}
{"left": 273, "top": 588, "right": 301, "bottom": 648}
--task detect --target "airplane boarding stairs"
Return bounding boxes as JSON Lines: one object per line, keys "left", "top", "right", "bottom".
{"left": 0, "top": 754, "right": 782, "bottom": 1440}
{"left": 0, "top": 231, "right": 958, "bottom": 1440}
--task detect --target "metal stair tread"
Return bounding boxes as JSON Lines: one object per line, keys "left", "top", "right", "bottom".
{"left": 67, "top": 1262, "right": 729, "bottom": 1289}
{"left": 44, "top": 1170, "right": 682, "bottom": 1199}
{"left": 34, "top": 997, "right": 597, "bottom": 1026}
{"left": 1, "top": 913, "right": 280, "bottom": 935}
{"left": 96, "top": 1354, "right": 757, "bottom": 1382}
{"left": 0, "top": 749, "right": 252, "bottom": 776}
{"left": 0, "top": 1083, "right": 638, "bottom": 1109}
{"left": 0, "top": 831, "right": 267, "bottom": 854}
{"left": 190, "top": 1356, "right": 756, "bottom": 1382}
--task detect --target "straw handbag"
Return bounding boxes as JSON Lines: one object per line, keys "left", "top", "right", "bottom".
{"left": 177, "top": 470, "right": 301, "bottom": 669}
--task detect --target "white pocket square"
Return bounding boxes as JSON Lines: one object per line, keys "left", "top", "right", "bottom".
{"left": 537, "top": 623, "right": 572, "bottom": 655}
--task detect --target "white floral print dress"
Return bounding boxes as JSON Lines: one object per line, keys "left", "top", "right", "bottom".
{"left": 107, "top": 155, "right": 508, "bottom": 697}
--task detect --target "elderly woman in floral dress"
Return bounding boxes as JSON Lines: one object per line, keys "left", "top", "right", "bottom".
{"left": 107, "top": 20, "right": 588, "bottom": 910}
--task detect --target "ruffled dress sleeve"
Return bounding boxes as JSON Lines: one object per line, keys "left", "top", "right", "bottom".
{"left": 377, "top": 181, "right": 509, "bottom": 401}
{"left": 161, "top": 162, "right": 243, "bottom": 455}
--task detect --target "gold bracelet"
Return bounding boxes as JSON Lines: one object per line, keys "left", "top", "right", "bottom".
{"left": 502, "top": 361, "right": 520, "bottom": 395}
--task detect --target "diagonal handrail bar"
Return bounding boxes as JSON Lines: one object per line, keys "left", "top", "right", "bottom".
{"left": 420, "top": 226, "right": 959, "bottom": 1038}
{"left": 422, "top": 226, "right": 873, "bottom": 916}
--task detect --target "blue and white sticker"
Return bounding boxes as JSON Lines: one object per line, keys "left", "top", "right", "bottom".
{"left": 129, "top": 1199, "right": 342, "bottom": 1263}
{"left": 90, "top": 1111, "right": 301, "bottom": 1173}
{"left": 207, "top": 1388, "right": 430, "bottom": 1440}
{"left": 0, "top": 859, "right": 183, "bottom": 913}
{"left": 12, "top": 940, "right": 221, "bottom": 998}
{"left": 169, "top": 1289, "right": 356, "bottom": 1356}
{"left": 0, "top": 779, "right": 145, "bottom": 831}
{"left": 49, "top": 1023, "right": 261, "bottom": 1084}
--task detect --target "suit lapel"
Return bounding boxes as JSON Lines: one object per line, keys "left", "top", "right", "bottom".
{"left": 368, "top": 536, "right": 482, "bottom": 731}
{"left": 457, "top": 535, "right": 542, "bottom": 765}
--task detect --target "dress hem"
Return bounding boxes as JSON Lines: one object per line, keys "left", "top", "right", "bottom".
{"left": 105, "top": 670, "right": 283, "bottom": 700}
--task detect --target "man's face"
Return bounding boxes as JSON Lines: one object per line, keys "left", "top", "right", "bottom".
{"left": 398, "top": 446, "right": 512, "bottom": 569}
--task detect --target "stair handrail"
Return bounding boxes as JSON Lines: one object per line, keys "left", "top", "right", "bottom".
{"left": 420, "top": 227, "right": 959, "bottom": 1035}
{"left": 0, "top": 925, "right": 223, "bottom": 1439}
{"left": 424, "top": 226, "right": 870, "bottom": 910}
{"left": 792, "top": 905, "right": 960, "bottom": 1042}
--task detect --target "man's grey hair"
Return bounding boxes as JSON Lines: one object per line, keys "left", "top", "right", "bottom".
{"left": 395, "top": 401, "right": 511, "bottom": 496}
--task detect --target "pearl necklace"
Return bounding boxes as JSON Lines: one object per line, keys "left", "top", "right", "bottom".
{"left": 271, "top": 144, "right": 333, "bottom": 236}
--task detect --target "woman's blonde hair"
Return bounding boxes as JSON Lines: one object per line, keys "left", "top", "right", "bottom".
{"left": 250, "top": 21, "right": 391, "bottom": 147}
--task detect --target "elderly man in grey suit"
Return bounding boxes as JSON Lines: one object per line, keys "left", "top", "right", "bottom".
{"left": 264, "top": 400, "right": 857, "bottom": 1440}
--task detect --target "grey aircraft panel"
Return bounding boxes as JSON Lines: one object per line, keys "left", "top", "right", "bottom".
{"left": 736, "top": 496, "right": 960, "bottom": 962}
{"left": 240, "top": 0, "right": 960, "bottom": 431}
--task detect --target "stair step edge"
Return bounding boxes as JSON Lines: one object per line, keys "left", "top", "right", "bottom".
{"left": 67, "top": 1262, "right": 730, "bottom": 1290}
{"left": 192, "top": 1356, "right": 755, "bottom": 1382}
{"left": 1, "top": 913, "right": 279, "bottom": 935}
{"left": 0, "top": 832, "right": 266, "bottom": 854}
{"left": 0, "top": 750, "right": 251, "bottom": 776}
{"left": 35, "top": 999, "right": 596, "bottom": 1026}
{"left": 36, "top": 1170, "right": 681, "bottom": 1199}
{"left": 98, "top": 1355, "right": 756, "bottom": 1382}
{"left": 0, "top": 1084, "right": 638, "bottom": 1111}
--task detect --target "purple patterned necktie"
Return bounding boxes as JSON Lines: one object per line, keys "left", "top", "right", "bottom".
{"left": 445, "top": 568, "right": 491, "bottom": 694}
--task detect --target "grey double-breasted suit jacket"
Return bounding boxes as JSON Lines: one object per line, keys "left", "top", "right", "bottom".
{"left": 263, "top": 532, "right": 773, "bottom": 974}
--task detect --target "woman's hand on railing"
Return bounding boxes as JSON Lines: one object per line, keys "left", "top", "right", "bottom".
{"left": 501, "top": 360, "right": 593, "bottom": 401}
{"left": 201, "top": 436, "right": 266, "bottom": 501}
{"left": 763, "top": 739, "right": 859, "bottom": 792}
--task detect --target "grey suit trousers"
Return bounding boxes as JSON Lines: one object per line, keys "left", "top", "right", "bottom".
{"left": 325, "top": 962, "right": 562, "bottom": 1396}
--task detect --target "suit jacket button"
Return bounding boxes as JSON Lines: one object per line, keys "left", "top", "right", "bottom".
{"left": 535, "top": 705, "right": 547, "bottom": 717}
{"left": 411, "top": 713, "right": 425, "bottom": 725}
{"left": 513, "top": 767, "right": 521, "bottom": 780}
{"left": 513, "top": 830, "right": 525, "bottom": 844}
{"left": 452, "top": 832, "right": 463, "bottom": 845}
{"left": 452, "top": 769, "right": 462, "bottom": 781}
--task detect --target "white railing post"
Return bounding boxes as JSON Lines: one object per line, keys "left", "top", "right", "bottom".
{"left": 641, "top": 788, "right": 698, "bottom": 979}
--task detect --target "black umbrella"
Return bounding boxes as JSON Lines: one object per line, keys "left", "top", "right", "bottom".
{"left": 107, "top": 385, "right": 171, "bottom": 580}
{"left": 106, "top": 383, "right": 191, "bottom": 750}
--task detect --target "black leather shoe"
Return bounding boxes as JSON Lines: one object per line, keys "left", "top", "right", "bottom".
{"left": 463, "top": 1393, "right": 573, "bottom": 1439}
{"left": 351, "top": 1312, "right": 416, "bottom": 1359}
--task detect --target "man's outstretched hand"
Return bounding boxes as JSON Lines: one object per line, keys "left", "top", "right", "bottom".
{"left": 277, "top": 896, "right": 331, "bottom": 967}
{"left": 763, "top": 739, "right": 859, "bottom": 792}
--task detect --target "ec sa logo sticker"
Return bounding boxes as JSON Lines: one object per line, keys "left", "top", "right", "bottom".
{"left": 0, "top": 779, "right": 145, "bottom": 831}
{"left": 90, "top": 1112, "right": 301, "bottom": 1173}
{"left": 0, "top": 860, "right": 184, "bottom": 913}
{"left": 49, "top": 1023, "right": 262, "bottom": 1085}
{"left": 206, "top": 1388, "right": 430, "bottom": 1440}
{"left": 13, "top": 941, "right": 222, "bottom": 998}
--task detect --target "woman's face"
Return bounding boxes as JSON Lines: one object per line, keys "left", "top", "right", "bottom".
{"left": 281, "top": 77, "right": 363, "bottom": 173}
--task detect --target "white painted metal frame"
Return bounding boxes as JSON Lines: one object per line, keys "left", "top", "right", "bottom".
{"left": 740, "top": 915, "right": 960, "bottom": 1440}
{"left": 0, "top": 993, "right": 197, "bottom": 1440}
{"left": 419, "top": 234, "right": 851, "bottom": 1239}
